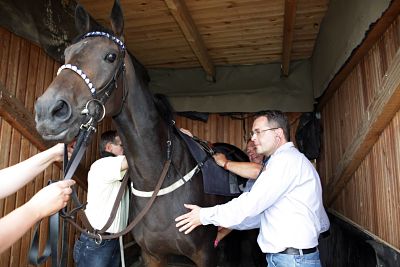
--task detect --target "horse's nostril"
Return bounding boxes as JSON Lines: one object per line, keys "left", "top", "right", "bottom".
{"left": 51, "top": 99, "right": 71, "bottom": 120}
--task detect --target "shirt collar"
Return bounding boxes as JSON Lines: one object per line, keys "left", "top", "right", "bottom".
{"left": 100, "top": 151, "right": 117, "bottom": 158}
{"left": 271, "top": 142, "right": 294, "bottom": 157}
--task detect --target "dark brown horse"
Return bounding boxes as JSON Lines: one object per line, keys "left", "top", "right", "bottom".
{"left": 34, "top": 1, "right": 231, "bottom": 266}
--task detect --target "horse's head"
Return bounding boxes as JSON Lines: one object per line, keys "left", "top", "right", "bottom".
{"left": 35, "top": 0, "right": 126, "bottom": 143}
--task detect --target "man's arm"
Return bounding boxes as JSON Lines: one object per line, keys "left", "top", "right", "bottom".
{"left": 176, "top": 153, "right": 297, "bottom": 234}
{"left": 121, "top": 156, "right": 128, "bottom": 171}
{"left": 213, "top": 153, "right": 262, "bottom": 179}
{"left": 175, "top": 199, "right": 262, "bottom": 234}
{"left": 89, "top": 155, "right": 129, "bottom": 183}
{"left": 179, "top": 128, "right": 262, "bottom": 179}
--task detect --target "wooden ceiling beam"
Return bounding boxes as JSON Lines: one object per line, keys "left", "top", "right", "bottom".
{"left": 326, "top": 48, "right": 400, "bottom": 205}
{"left": 0, "top": 83, "right": 88, "bottom": 190}
{"left": 281, "top": 0, "right": 297, "bottom": 76}
{"left": 164, "top": 0, "right": 216, "bottom": 81}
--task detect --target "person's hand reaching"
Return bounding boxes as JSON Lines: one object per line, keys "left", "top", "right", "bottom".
{"left": 26, "top": 179, "right": 76, "bottom": 219}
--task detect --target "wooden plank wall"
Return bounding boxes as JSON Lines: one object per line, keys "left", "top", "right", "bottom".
{"left": 318, "top": 16, "right": 400, "bottom": 250}
{"left": 0, "top": 26, "right": 114, "bottom": 266}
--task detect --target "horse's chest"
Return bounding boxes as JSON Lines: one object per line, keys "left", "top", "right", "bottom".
{"left": 133, "top": 224, "right": 179, "bottom": 253}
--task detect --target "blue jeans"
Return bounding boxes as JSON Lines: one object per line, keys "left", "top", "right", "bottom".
{"left": 266, "top": 250, "right": 321, "bottom": 267}
{"left": 73, "top": 233, "right": 121, "bottom": 267}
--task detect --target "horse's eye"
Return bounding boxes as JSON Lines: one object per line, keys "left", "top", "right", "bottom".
{"left": 105, "top": 53, "right": 117, "bottom": 63}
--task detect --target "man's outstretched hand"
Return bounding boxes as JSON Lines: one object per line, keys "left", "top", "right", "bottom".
{"left": 175, "top": 204, "right": 202, "bottom": 234}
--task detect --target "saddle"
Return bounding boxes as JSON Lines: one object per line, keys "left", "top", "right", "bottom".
{"left": 176, "top": 128, "right": 242, "bottom": 196}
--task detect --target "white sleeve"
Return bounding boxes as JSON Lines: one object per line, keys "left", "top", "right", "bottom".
{"left": 200, "top": 151, "right": 298, "bottom": 229}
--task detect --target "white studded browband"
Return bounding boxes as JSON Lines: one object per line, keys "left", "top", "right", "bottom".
{"left": 83, "top": 31, "right": 126, "bottom": 51}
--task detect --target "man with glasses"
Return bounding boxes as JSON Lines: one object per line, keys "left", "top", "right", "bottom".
{"left": 73, "top": 130, "right": 129, "bottom": 267}
{"left": 175, "top": 110, "right": 330, "bottom": 266}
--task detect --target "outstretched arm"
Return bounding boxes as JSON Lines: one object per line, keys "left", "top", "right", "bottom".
{"left": 0, "top": 143, "right": 65, "bottom": 198}
{"left": 213, "top": 153, "right": 262, "bottom": 179}
{"left": 0, "top": 179, "right": 75, "bottom": 253}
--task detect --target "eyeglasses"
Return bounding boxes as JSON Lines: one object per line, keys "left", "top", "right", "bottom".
{"left": 249, "top": 128, "right": 279, "bottom": 138}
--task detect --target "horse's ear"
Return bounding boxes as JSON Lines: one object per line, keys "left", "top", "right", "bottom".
{"left": 110, "top": 0, "right": 124, "bottom": 37}
{"left": 75, "top": 4, "right": 90, "bottom": 34}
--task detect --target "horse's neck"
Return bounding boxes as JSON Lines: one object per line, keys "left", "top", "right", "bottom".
{"left": 113, "top": 61, "right": 170, "bottom": 189}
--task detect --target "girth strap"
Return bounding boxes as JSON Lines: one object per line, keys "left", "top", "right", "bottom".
{"left": 131, "top": 164, "right": 199, "bottom": 197}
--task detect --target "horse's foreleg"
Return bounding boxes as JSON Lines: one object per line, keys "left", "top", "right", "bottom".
{"left": 142, "top": 250, "right": 166, "bottom": 267}
{"left": 190, "top": 243, "right": 218, "bottom": 267}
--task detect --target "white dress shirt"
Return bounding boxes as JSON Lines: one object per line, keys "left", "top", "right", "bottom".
{"left": 85, "top": 155, "right": 129, "bottom": 233}
{"left": 200, "top": 142, "right": 330, "bottom": 253}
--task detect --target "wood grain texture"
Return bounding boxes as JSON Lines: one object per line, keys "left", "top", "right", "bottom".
{"left": 0, "top": 27, "right": 101, "bottom": 267}
{"left": 79, "top": 0, "right": 328, "bottom": 68}
{"left": 319, "top": 16, "right": 400, "bottom": 250}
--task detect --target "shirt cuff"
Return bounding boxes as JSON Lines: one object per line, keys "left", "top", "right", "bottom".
{"left": 199, "top": 206, "right": 217, "bottom": 225}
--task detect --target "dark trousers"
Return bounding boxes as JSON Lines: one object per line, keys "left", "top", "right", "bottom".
{"left": 73, "top": 233, "right": 121, "bottom": 267}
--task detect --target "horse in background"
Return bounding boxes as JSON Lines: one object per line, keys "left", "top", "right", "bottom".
{"left": 34, "top": 1, "right": 248, "bottom": 266}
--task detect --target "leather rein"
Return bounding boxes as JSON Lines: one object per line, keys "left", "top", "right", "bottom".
{"left": 28, "top": 31, "right": 172, "bottom": 266}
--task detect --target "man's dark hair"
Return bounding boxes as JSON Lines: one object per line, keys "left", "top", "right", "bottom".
{"left": 99, "top": 130, "right": 118, "bottom": 154}
{"left": 256, "top": 110, "right": 290, "bottom": 141}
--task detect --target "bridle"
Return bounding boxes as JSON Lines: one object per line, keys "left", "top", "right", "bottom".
{"left": 57, "top": 31, "right": 127, "bottom": 129}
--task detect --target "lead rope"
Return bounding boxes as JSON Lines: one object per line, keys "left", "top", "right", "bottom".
{"left": 28, "top": 121, "right": 97, "bottom": 267}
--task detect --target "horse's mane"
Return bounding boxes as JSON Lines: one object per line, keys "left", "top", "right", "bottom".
{"left": 128, "top": 51, "right": 150, "bottom": 86}
{"left": 153, "top": 94, "right": 176, "bottom": 124}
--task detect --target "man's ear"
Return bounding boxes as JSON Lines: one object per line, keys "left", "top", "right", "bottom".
{"left": 104, "top": 142, "right": 113, "bottom": 152}
{"left": 276, "top": 128, "right": 284, "bottom": 139}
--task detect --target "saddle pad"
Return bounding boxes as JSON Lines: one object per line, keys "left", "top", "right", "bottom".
{"left": 177, "top": 129, "right": 241, "bottom": 196}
